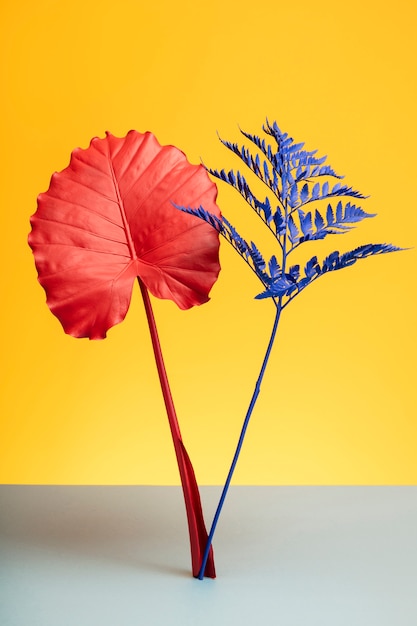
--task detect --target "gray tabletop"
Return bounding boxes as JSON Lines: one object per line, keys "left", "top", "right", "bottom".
{"left": 1, "top": 486, "right": 416, "bottom": 625}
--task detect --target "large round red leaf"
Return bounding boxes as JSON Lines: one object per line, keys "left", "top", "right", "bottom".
{"left": 29, "top": 131, "right": 221, "bottom": 339}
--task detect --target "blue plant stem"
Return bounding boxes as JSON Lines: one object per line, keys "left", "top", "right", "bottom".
{"left": 197, "top": 299, "right": 283, "bottom": 579}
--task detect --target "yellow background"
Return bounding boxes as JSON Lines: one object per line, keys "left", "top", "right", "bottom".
{"left": 1, "top": 0, "right": 416, "bottom": 485}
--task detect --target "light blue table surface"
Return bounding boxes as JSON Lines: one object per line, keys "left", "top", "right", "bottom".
{"left": 1, "top": 486, "right": 416, "bottom": 625}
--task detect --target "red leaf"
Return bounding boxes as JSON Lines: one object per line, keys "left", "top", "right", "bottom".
{"left": 29, "top": 131, "right": 221, "bottom": 339}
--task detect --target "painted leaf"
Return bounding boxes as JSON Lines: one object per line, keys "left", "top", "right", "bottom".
{"left": 29, "top": 131, "right": 221, "bottom": 339}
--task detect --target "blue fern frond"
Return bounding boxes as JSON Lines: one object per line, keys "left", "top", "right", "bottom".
{"left": 180, "top": 120, "right": 401, "bottom": 309}
{"left": 174, "top": 204, "right": 223, "bottom": 233}
{"left": 335, "top": 243, "right": 403, "bottom": 269}
{"left": 219, "top": 216, "right": 273, "bottom": 284}
{"left": 206, "top": 165, "right": 275, "bottom": 228}
{"left": 309, "top": 164, "right": 344, "bottom": 179}
{"left": 312, "top": 181, "right": 366, "bottom": 203}
{"left": 340, "top": 202, "right": 376, "bottom": 223}
{"left": 305, "top": 244, "right": 403, "bottom": 280}
{"left": 239, "top": 129, "right": 276, "bottom": 171}
{"left": 217, "top": 138, "right": 263, "bottom": 180}
{"left": 174, "top": 203, "right": 272, "bottom": 286}
{"left": 256, "top": 243, "right": 403, "bottom": 303}
{"left": 291, "top": 201, "right": 376, "bottom": 247}
{"left": 262, "top": 119, "right": 335, "bottom": 172}
{"left": 288, "top": 181, "right": 366, "bottom": 212}
{"left": 286, "top": 243, "right": 403, "bottom": 301}
{"left": 220, "top": 215, "right": 251, "bottom": 257}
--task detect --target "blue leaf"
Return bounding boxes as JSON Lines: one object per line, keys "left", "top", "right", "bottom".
{"left": 320, "top": 182, "right": 366, "bottom": 201}
{"left": 281, "top": 174, "right": 288, "bottom": 200}
{"left": 315, "top": 210, "right": 325, "bottom": 231}
{"left": 263, "top": 160, "right": 270, "bottom": 183}
{"left": 273, "top": 207, "right": 286, "bottom": 235}
{"left": 253, "top": 195, "right": 272, "bottom": 223}
{"left": 299, "top": 210, "right": 313, "bottom": 236}
{"left": 272, "top": 168, "right": 279, "bottom": 193}
{"left": 300, "top": 183, "right": 309, "bottom": 203}
{"left": 289, "top": 184, "right": 298, "bottom": 207}
{"left": 336, "top": 243, "right": 403, "bottom": 269}
{"left": 250, "top": 241, "right": 266, "bottom": 272}
{"left": 263, "top": 196, "right": 273, "bottom": 222}
{"left": 311, "top": 182, "right": 320, "bottom": 200}
{"left": 335, "top": 200, "right": 342, "bottom": 223}
{"left": 288, "top": 215, "right": 300, "bottom": 243}
{"left": 280, "top": 136, "right": 293, "bottom": 150}
{"left": 344, "top": 202, "right": 376, "bottom": 223}
{"left": 268, "top": 255, "right": 281, "bottom": 278}
{"left": 317, "top": 164, "right": 344, "bottom": 179}
{"left": 326, "top": 203, "right": 334, "bottom": 225}
{"left": 227, "top": 170, "right": 236, "bottom": 186}
{"left": 287, "top": 141, "right": 305, "bottom": 153}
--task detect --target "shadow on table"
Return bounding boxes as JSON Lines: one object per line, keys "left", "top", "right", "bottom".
{"left": 0, "top": 486, "right": 196, "bottom": 577}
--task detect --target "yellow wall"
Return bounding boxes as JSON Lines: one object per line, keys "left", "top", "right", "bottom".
{"left": 1, "top": 0, "right": 416, "bottom": 484}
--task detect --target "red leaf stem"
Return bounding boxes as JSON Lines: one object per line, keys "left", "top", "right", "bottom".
{"left": 139, "top": 278, "right": 215, "bottom": 578}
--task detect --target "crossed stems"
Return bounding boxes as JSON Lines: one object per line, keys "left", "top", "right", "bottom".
{"left": 139, "top": 259, "right": 284, "bottom": 579}
{"left": 139, "top": 212, "right": 287, "bottom": 577}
